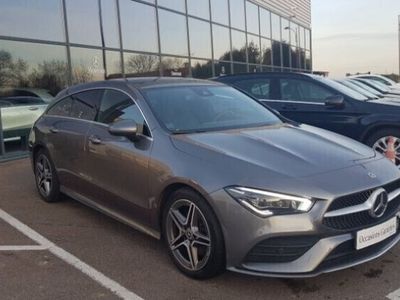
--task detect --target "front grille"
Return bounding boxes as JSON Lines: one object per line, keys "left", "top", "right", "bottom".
{"left": 323, "top": 179, "right": 400, "bottom": 231}
{"left": 245, "top": 236, "right": 319, "bottom": 263}
{"left": 327, "top": 179, "right": 400, "bottom": 212}
{"left": 317, "top": 230, "right": 400, "bottom": 272}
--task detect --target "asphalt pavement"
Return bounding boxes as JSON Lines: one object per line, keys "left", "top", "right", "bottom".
{"left": 1, "top": 159, "right": 400, "bottom": 300}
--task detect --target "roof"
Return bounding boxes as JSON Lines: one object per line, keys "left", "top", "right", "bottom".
{"left": 214, "top": 72, "right": 315, "bottom": 81}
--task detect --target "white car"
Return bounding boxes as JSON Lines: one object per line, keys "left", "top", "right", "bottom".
{"left": 350, "top": 74, "right": 400, "bottom": 90}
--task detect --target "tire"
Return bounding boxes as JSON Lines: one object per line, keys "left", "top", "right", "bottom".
{"left": 365, "top": 129, "right": 400, "bottom": 166}
{"left": 162, "top": 188, "right": 225, "bottom": 279}
{"left": 34, "top": 149, "right": 61, "bottom": 203}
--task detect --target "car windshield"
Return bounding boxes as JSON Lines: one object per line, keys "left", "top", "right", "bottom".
{"left": 337, "top": 80, "right": 378, "bottom": 100}
{"left": 359, "top": 79, "right": 390, "bottom": 92}
{"left": 313, "top": 76, "right": 368, "bottom": 100}
{"left": 142, "top": 85, "right": 282, "bottom": 134}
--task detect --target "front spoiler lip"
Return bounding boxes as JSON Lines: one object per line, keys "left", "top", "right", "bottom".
{"left": 228, "top": 225, "right": 400, "bottom": 278}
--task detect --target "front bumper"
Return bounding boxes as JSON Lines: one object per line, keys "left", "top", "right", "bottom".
{"left": 208, "top": 169, "right": 400, "bottom": 277}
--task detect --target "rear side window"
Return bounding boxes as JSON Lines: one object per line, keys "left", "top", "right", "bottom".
{"left": 70, "top": 90, "right": 102, "bottom": 121}
{"left": 47, "top": 97, "right": 73, "bottom": 117}
{"left": 280, "top": 79, "right": 333, "bottom": 103}
{"left": 98, "top": 89, "right": 150, "bottom": 136}
{"left": 234, "top": 79, "right": 271, "bottom": 99}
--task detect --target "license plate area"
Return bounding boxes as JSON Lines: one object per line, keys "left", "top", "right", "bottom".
{"left": 356, "top": 217, "right": 398, "bottom": 250}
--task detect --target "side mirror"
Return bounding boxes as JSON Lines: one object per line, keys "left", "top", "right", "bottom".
{"left": 108, "top": 119, "right": 141, "bottom": 138}
{"left": 325, "top": 95, "right": 345, "bottom": 108}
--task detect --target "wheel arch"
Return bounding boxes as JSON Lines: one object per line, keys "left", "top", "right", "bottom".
{"left": 361, "top": 124, "right": 400, "bottom": 144}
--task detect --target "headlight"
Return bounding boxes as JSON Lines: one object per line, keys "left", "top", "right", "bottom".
{"left": 225, "top": 186, "right": 314, "bottom": 217}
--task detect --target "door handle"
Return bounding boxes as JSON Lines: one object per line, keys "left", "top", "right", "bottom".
{"left": 49, "top": 127, "right": 59, "bottom": 133}
{"left": 89, "top": 135, "right": 102, "bottom": 145}
{"left": 28, "top": 106, "right": 39, "bottom": 111}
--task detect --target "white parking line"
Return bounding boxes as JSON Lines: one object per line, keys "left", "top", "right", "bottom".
{"left": 0, "top": 245, "right": 48, "bottom": 251}
{"left": 0, "top": 208, "right": 143, "bottom": 300}
{"left": 387, "top": 289, "right": 400, "bottom": 299}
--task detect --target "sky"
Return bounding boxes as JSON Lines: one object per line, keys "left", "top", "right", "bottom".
{"left": 312, "top": 0, "right": 400, "bottom": 78}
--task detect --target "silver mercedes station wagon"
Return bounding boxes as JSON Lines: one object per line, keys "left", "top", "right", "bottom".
{"left": 29, "top": 78, "right": 400, "bottom": 279}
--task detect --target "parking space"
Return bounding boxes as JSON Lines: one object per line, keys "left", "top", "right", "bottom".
{"left": 1, "top": 159, "right": 400, "bottom": 300}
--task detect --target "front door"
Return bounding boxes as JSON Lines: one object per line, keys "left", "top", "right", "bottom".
{"left": 83, "top": 89, "right": 153, "bottom": 224}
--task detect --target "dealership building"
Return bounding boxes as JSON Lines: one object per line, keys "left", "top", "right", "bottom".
{"left": 0, "top": 0, "right": 311, "bottom": 159}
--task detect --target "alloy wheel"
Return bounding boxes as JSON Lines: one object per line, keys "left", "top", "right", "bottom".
{"left": 372, "top": 136, "right": 400, "bottom": 167}
{"left": 36, "top": 154, "right": 53, "bottom": 196}
{"left": 166, "top": 199, "right": 212, "bottom": 271}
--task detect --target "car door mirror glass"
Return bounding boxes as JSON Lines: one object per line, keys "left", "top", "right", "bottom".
{"left": 325, "top": 95, "right": 344, "bottom": 108}
{"left": 108, "top": 120, "right": 141, "bottom": 137}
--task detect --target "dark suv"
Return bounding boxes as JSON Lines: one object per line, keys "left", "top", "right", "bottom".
{"left": 215, "top": 72, "right": 400, "bottom": 167}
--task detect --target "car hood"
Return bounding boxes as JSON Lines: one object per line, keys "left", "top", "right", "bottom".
{"left": 171, "top": 123, "right": 376, "bottom": 178}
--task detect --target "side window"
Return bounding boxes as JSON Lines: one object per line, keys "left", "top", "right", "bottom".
{"left": 47, "top": 97, "right": 73, "bottom": 117}
{"left": 70, "top": 90, "right": 102, "bottom": 121}
{"left": 234, "top": 79, "right": 271, "bottom": 99}
{"left": 98, "top": 89, "right": 150, "bottom": 136}
{"left": 280, "top": 79, "right": 333, "bottom": 103}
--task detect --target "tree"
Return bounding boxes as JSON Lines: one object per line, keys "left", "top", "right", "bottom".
{"left": 126, "top": 54, "right": 159, "bottom": 75}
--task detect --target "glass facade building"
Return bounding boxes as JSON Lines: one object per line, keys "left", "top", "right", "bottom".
{"left": 0, "top": 0, "right": 311, "bottom": 158}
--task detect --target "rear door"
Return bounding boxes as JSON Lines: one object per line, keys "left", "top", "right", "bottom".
{"left": 45, "top": 90, "right": 102, "bottom": 193}
{"left": 83, "top": 89, "right": 153, "bottom": 224}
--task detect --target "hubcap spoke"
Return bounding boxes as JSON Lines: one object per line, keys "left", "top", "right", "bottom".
{"left": 36, "top": 155, "right": 52, "bottom": 196}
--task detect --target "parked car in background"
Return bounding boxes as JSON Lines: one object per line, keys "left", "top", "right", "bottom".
{"left": 0, "top": 96, "right": 48, "bottom": 141}
{"left": 215, "top": 72, "right": 400, "bottom": 167}
{"left": 352, "top": 78, "right": 400, "bottom": 97}
{"left": 350, "top": 74, "right": 400, "bottom": 89}
{"left": 337, "top": 79, "right": 381, "bottom": 100}
{"left": 29, "top": 78, "right": 400, "bottom": 279}
{"left": 345, "top": 79, "right": 389, "bottom": 99}
{"left": 0, "top": 87, "right": 54, "bottom": 103}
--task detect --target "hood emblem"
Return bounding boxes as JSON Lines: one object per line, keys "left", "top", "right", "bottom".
{"left": 369, "top": 190, "right": 389, "bottom": 219}
{"left": 368, "top": 172, "right": 377, "bottom": 178}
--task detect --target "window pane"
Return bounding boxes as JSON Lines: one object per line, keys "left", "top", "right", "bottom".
{"left": 100, "top": 0, "right": 120, "bottom": 48}
{"left": 214, "top": 61, "right": 231, "bottom": 76}
{"left": 124, "top": 53, "right": 160, "bottom": 77}
{"left": 158, "top": 0, "right": 185, "bottom": 12}
{"left": 161, "top": 57, "right": 189, "bottom": 77}
{"left": 0, "top": 40, "right": 68, "bottom": 95}
{"left": 280, "top": 79, "right": 333, "bottom": 102}
{"left": 120, "top": 0, "right": 158, "bottom": 53}
{"left": 48, "top": 97, "right": 73, "bottom": 117}
{"left": 282, "top": 43, "right": 290, "bottom": 68}
{"left": 159, "top": 10, "right": 188, "bottom": 56}
{"left": 261, "top": 38, "right": 272, "bottom": 65}
{"left": 233, "top": 63, "right": 247, "bottom": 74}
{"left": 0, "top": 0, "right": 65, "bottom": 42}
{"left": 234, "top": 79, "right": 271, "bottom": 99}
{"left": 70, "top": 47, "right": 105, "bottom": 84}
{"left": 99, "top": 90, "right": 145, "bottom": 128}
{"left": 191, "top": 59, "right": 213, "bottom": 79}
{"left": 71, "top": 90, "right": 102, "bottom": 121}
{"left": 305, "top": 51, "right": 311, "bottom": 70}
{"left": 281, "top": 18, "right": 290, "bottom": 44}
{"left": 246, "top": 1, "right": 259, "bottom": 35}
{"left": 210, "top": 0, "right": 229, "bottom": 25}
{"left": 66, "top": 0, "right": 101, "bottom": 46}
{"left": 305, "top": 29, "right": 311, "bottom": 50}
{"left": 247, "top": 34, "right": 260, "bottom": 64}
{"left": 189, "top": 18, "right": 211, "bottom": 59}
{"left": 105, "top": 51, "right": 122, "bottom": 79}
{"left": 230, "top": 0, "right": 245, "bottom": 30}
{"left": 291, "top": 46, "right": 299, "bottom": 69}
{"left": 231, "top": 30, "right": 246, "bottom": 62}
{"left": 187, "top": 0, "right": 209, "bottom": 19}
{"left": 212, "top": 25, "right": 231, "bottom": 61}
{"left": 272, "top": 41, "right": 282, "bottom": 67}
{"left": 271, "top": 13, "right": 281, "bottom": 42}
{"left": 299, "top": 26, "right": 305, "bottom": 49}
{"left": 260, "top": 8, "right": 271, "bottom": 38}
{"left": 290, "top": 22, "right": 299, "bottom": 47}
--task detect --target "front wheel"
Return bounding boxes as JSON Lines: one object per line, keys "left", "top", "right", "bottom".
{"left": 366, "top": 129, "right": 400, "bottom": 168}
{"left": 162, "top": 188, "right": 225, "bottom": 279}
